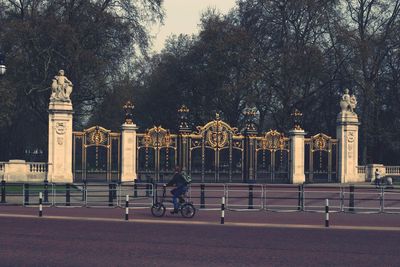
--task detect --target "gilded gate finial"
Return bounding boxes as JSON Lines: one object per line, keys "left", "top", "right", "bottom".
{"left": 291, "top": 108, "right": 303, "bottom": 130}
{"left": 178, "top": 104, "right": 191, "bottom": 133}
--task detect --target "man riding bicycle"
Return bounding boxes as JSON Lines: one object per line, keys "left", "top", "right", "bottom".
{"left": 164, "top": 166, "right": 189, "bottom": 214}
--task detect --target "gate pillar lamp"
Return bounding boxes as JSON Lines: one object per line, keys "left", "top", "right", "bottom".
{"left": 291, "top": 108, "right": 303, "bottom": 131}
{"left": 0, "top": 52, "right": 6, "bottom": 76}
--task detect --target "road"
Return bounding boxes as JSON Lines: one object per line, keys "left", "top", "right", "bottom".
{"left": 1, "top": 207, "right": 400, "bottom": 266}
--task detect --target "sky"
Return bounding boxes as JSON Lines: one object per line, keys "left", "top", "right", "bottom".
{"left": 150, "top": 0, "right": 237, "bottom": 52}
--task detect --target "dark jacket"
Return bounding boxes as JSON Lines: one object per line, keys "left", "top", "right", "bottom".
{"left": 166, "top": 172, "right": 187, "bottom": 187}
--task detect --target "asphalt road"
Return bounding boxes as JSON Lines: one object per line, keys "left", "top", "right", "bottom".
{"left": 1, "top": 212, "right": 400, "bottom": 267}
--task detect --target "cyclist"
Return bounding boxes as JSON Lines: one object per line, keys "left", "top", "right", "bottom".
{"left": 164, "top": 166, "right": 189, "bottom": 214}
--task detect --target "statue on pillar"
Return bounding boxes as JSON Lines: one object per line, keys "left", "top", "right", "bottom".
{"left": 50, "top": 70, "right": 73, "bottom": 102}
{"left": 340, "top": 89, "right": 357, "bottom": 113}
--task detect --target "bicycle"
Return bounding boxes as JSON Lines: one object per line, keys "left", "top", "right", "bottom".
{"left": 151, "top": 185, "right": 196, "bottom": 218}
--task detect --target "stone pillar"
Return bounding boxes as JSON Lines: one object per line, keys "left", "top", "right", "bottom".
{"left": 48, "top": 101, "right": 73, "bottom": 183}
{"left": 243, "top": 107, "right": 258, "bottom": 182}
{"left": 337, "top": 110, "right": 360, "bottom": 183}
{"left": 120, "top": 123, "right": 138, "bottom": 182}
{"left": 289, "top": 129, "right": 306, "bottom": 184}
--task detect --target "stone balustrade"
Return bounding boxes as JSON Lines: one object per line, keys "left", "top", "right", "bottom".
{"left": 0, "top": 160, "right": 48, "bottom": 182}
{"left": 385, "top": 166, "right": 400, "bottom": 175}
{"left": 29, "top": 162, "right": 48, "bottom": 173}
{"left": 355, "top": 164, "right": 400, "bottom": 182}
{"left": 356, "top": 166, "right": 366, "bottom": 174}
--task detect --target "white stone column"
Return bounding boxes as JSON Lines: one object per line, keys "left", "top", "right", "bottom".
{"left": 121, "top": 123, "right": 138, "bottom": 182}
{"left": 289, "top": 129, "right": 306, "bottom": 184}
{"left": 337, "top": 112, "right": 360, "bottom": 183}
{"left": 47, "top": 101, "right": 73, "bottom": 183}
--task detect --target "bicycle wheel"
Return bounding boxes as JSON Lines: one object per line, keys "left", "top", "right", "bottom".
{"left": 180, "top": 203, "right": 196, "bottom": 218}
{"left": 151, "top": 203, "right": 166, "bottom": 217}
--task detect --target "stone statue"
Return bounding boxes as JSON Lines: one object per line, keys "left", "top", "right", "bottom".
{"left": 340, "top": 88, "right": 357, "bottom": 113}
{"left": 51, "top": 70, "right": 73, "bottom": 102}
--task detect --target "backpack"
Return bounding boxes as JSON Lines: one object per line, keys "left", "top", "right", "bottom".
{"left": 182, "top": 172, "right": 192, "bottom": 184}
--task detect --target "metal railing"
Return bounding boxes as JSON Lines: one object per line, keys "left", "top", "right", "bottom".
{"left": 187, "top": 183, "right": 226, "bottom": 210}
{"left": 225, "top": 183, "right": 264, "bottom": 211}
{"left": 1, "top": 181, "right": 400, "bottom": 214}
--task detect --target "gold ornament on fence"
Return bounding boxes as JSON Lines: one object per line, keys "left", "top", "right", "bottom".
{"left": 85, "top": 126, "right": 109, "bottom": 146}
{"left": 311, "top": 133, "right": 331, "bottom": 152}
{"left": 260, "top": 130, "right": 287, "bottom": 151}
{"left": 142, "top": 126, "right": 173, "bottom": 147}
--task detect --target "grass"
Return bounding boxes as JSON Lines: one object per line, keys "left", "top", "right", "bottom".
{"left": 1, "top": 184, "right": 82, "bottom": 194}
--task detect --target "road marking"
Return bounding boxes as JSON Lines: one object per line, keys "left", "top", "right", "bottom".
{"left": 0, "top": 212, "right": 399, "bottom": 232}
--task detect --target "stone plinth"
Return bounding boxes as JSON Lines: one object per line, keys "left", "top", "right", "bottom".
{"left": 2, "top": 160, "right": 47, "bottom": 182}
{"left": 289, "top": 129, "right": 306, "bottom": 184}
{"left": 121, "top": 123, "right": 138, "bottom": 182}
{"left": 4, "top": 160, "right": 28, "bottom": 181}
{"left": 366, "top": 164, "right": 385, "bottom": 182}
{"left": 48, "top": 101, "right": 73, "bottom": 183}
{"left": 337, "top": 112, "right": 360, "bottom": 183}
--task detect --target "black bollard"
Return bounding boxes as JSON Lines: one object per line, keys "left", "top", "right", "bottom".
{"left": 298, "top": 184, "right": 304, "bottom": 211}
{"left": 145, "top": 176, "right": 150, "bottom": 197}
{"left": 380, "top": 187, "right": 384, "bottom": 213}
{"left": 349, "top": 185, "right": 355, "bottom": 212}
{"left": 200, "top": 184, "right": 205, "bottom": 209}
{"left": 44, "top": 180, "right": 49, "bottom": 203}
{"left": 1, "top": 180, "right": 6, "bottom": 203}
{"left": 133, "top": 183, "right": 138, "bottom": 198}
{"left": 248, "top": 184, "right": 254, "bottom": 209}
{"left": 66, "top": 183, "right": 71, "bottom": 206}
{"left": 113, "top": 183, "right": 117, "bottom": 200}
{"left": 82, "top": 180, "right": 87, "bottom": 202}
{"left": 24, "top": 184, "right": 30, "bottom": 206}
{"left": 108, "top": 183, "right": 113, "bottom": 206}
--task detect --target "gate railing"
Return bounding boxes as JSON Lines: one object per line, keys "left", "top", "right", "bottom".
{"left": 2, "top": 181, "right": 400, "bottom": 214}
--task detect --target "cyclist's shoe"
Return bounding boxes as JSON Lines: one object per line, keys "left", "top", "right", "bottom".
{"left": 170, "top": 209, "right": 179, "bottom": 214}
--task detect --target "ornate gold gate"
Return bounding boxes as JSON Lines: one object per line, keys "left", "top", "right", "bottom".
{"left": 254, "top": 130, "right": 290, "bottom": 183}
{"left": 73, "top": 126, "right": 121, "bottom": 182}
{"left": 187, "top": 114, "right": 245, "bottom": 183}
{"left": 136, "top": 126, "right": 178, "bottom": 182}
{"left": 305, "top": 133, "right": 338, "bottom": 182}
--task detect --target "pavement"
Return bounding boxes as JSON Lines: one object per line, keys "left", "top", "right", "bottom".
{"left": 1, "top": 206, "right": 400, "bottom": 230}
{"left": 1, "top": 206, "right": 400, "bottom": 266}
